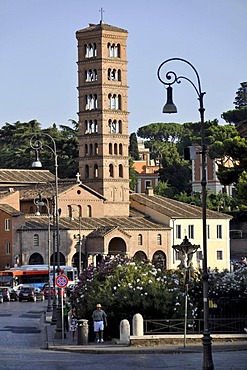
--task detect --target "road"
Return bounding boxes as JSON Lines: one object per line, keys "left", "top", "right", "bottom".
{"left": 0, "top": 300, "right": 246, "bottom": 369}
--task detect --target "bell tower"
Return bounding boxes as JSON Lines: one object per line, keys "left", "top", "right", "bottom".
{"left": 76, "top": 21, "right": 129, "bottom": 216}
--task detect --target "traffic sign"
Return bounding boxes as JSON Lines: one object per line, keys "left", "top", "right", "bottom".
{"left": 55, "top": 274, "right": 69, "bottom": 288}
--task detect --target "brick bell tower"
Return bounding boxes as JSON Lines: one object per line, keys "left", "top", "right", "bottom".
{"left": 76, "top": 20, "right": 129, "bottom": 216}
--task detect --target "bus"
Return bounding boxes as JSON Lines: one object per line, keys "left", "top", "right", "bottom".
{"left": 0, "top": 265, "right": 78, "bottom": 290}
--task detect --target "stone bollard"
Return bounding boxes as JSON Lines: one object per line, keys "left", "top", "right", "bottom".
{"left": 77, "top": 319, "right": 89, "bottom": 345}
{"left": 132, "top": 313, "right": 143, "bottom": 336}
{"left": 119, "top": 319, "right": 130, "bottom": 344}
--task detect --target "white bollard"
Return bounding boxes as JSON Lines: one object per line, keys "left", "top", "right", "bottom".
{"left": 119, "top": 319, "right": 130, "bottom": 344}
{"left": 132, "top": 313, "right": 143, "bottom": 336}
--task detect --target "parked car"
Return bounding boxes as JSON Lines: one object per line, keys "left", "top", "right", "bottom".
{"left": 19, "top": 286, "right": 45, "bottom": 302}
{"left": 43, "top": 284, "right": 66, "bottom": 299}
{"left": 0, "top": 287, "right": 10, "bottom": 301}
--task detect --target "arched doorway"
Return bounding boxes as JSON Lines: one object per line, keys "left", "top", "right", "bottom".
{"left": 152, "top": 250, "right": 167, "bottom": 269}
{"left": 50, "top": 252, "right": 66, "bottom": 266}
{"left": 133, "top": 251, "right": 148, "bottom": 261}
{"left": 72, "top": 252, "right": 85, "bottom": 272}
{"left": 108, "top": 237, "right": 127, "bottom": 255}
{"left": 29, "top": 253, "right": 44, "bottom": 265}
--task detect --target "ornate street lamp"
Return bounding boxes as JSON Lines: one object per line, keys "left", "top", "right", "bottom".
{"left": 172, "top": 236, "right": 200, "bottom": 347}
{"left": 34, "top": 193, "right": 52, "bottom": 312}
{"left": 157, "top": 58, "right": 214, "bottom": 370}
{"left": 30, "top": 133, "right": 62, "bottom": 339}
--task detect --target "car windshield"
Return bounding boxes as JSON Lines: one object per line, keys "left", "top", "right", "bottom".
{"left": 21, "top": 287, "right": 32, "bottom": 292}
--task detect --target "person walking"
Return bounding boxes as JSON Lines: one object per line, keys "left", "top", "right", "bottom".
{"left": 63, "top": 301, "right": 70, "bottom": 332}
{"left": 92, "top": 303, "right": 107, "bottom": 343}
{"left": 68, "top": 306, "right": 78, "bottom": 341}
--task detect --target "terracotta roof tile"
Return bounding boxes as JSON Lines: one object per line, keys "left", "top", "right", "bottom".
{"left": 0, "top": 169, "right": 55, "bottom": 184}
{"left": 130, "top": 193, "right": 232, "bottom": 220}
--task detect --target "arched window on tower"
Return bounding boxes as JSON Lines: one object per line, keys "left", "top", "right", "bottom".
{"left": 94, "top": 164, "right": 98, "bottom": 178}
{"left": 119, "top": 164, "right": 123, "bottom": 178}
{"left": 33, "top": 234, "right": 39, "bottom": 248}
{"left": 95, "top": 143, "right": 98, "bottom": 155}
{"left": 119, "top": 144, "right": 123, "bottom": 155}
{"left": 109, "top": 143, "right": 112, "bottom": 155}
{"left": 114, "top": 143, "right": 118, "bottom": 155}
{"left": 85, "top": 165, "right": 89, "bottom": 178}
{"left": 89, "top": 144, "right": 93, "bottom": 156}
{"left": 85, "top": 144, "right": 88, "bottom": 156}
{"left": 109, "top": 164, "right": 114, "bottom": 177}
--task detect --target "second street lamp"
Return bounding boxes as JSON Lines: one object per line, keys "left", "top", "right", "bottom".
{"left": 157, "top": 58, "right": 214, "bottom": 370}
{"left": 30, "top": 132, "right": 62, "bottom": 339}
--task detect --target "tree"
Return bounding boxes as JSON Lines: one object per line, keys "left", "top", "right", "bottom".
{"left": 221, "top": 82, "right": 247, "bottom": 125}
{"left": 129, "top": 158, "right": 138, "bottom": 191}
{"left": 129, "top": 132, "right": 139, "bottom": 160}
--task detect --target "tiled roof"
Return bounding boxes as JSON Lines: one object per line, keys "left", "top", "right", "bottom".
{"left": 130, "top": 193, "right": 232, "bottom": 220}
{"left": 21, "top": 213, "right": 170, "bottom": 232}
{"left": 19, "top": 182, "right": 106, "bottom": 200}
{"left": 0, "top": 204, "right": 23, "bottom": 216}
{"left": 76, "top": 22, "right": 128, "bottom": 34}
{"left": 0, "top": 169, "right": 55, "bottom": 184}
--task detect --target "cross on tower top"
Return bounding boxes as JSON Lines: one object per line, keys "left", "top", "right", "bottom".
{"left": 99, "top": 7, "right": 105, "bottom": 24}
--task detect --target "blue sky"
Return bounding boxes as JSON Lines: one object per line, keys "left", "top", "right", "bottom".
{"left": 0, "top": 0, "right": 246, "bottom": 134}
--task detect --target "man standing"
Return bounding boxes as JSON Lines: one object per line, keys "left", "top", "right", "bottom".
{"left": 92, "top": 303, "right": 107, "bottom": 343}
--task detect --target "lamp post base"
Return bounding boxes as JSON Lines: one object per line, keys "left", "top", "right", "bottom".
{"left": 202, "top": 331, "right": 214, "bottom": 370}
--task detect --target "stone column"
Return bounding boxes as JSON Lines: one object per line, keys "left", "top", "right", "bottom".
{"left": 132, "top": 313, "right": 143, "bottom": 336}
{"left": 119, "top": 319, "right": 130, "bottom": 344}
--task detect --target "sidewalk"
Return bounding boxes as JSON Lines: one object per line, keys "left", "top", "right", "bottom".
{"left": 43, "top": 312, "right": 247, "bottom": 354}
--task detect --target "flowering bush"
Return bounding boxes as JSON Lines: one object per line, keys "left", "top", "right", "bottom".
{"left": 69, "top": 257, "right": 247, "bottom": 338}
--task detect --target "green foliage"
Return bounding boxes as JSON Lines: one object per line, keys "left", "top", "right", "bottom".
{"left": 233, "top": 82, "right": 247, "bottom": 109}
{"left": 0, "top": 120, "right": 79, "bottom": 178}
{"left": 70, "top": 258, "right": 247, "bottom": 338}
{"left": 129, "top": 158, "right": 138, "bottom": 191}
{"left": 129, "top": 132, "right": 139, "bottom": 160}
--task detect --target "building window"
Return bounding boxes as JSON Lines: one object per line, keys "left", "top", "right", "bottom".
{"left": 108, "top": 42, "right": 120, "bottom": 57}
{"left": 217, "top": 225, "right": 222, "bottom": 239}
{"left": 5, "top": 242, "right": 10, "bottom": 254}
{"left": 85, "top": 69, "right": 97, "bottom": 82}
{"left": 138, "top": 234, "right": 143, "bottom": 245}
{"left": 85, "top": 43, "right": 97, "bottom": 58}
{"left": 109, "top": 164, "right": 114, "bottom": 177}
{"left": 176, "top": 225, "right": 181, "bottom": 239}
{"left": 119, "top": 164, "right": 123, "bottom": 178}
{"left": 217, "top": 250, "right": 223, "bottom": 260}
{"left": 188, "top": 225, "right": 194, "bottom": 239}
{"left": 145, "top": 180, "right": 151, "bottom": 189}
{"left": 5, "top": 219, "right": 10, "bottom": 231}
{"left": 109, "top": 143, "right": 113, "bottom": 155}
{"left": 33, "top": 234, "right": 39, "bottom": 248}
{"left": 119, "top": 144, "right": 123, "bottom": 155}
{"left": 157, "top": 234, "right": 162, "bottom": 245}
{"left": 94, "top": 164, "right": 98, "bottom": 178}
{"left": 85, "top": 165, "right": 89, "bottom": 178}
{"left": 86, "top": 205, "right": 92, "bottom": 217}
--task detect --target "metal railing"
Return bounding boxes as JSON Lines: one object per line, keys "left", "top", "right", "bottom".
{"left": 144, "top": 316, "right": 247, "bottom": 335}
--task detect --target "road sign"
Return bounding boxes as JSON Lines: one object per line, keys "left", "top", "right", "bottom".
{"left": 55, "top": 274, "right": 69, "bottom": 288}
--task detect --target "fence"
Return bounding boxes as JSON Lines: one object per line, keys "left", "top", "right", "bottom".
{"left": 144, "top": 316, "right": 247, "bottom": 335}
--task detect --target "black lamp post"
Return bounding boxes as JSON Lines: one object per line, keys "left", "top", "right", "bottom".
{"left": 30, "top": 133, "right": 62, "bottom": 339}
{"left": 34, "top": 193, "right": 52, "bottom": 312}
{"left": 157, "top": 58, "right": 214, "bottom": 370}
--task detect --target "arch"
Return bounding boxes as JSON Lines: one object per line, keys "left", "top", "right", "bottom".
{"left": 50, "top": 252, "right": 65, "bottom": 266}
{"left": 114, "top": 143, "right": 118, "bottom": 155}
{"left": 109, "top": 143, "right": 113, "bottom": 155}
{"left": 152, "top": 250, "right": 167, "bottom": 269}
{"left": 138, "top": 234, "right": 143, "bottom": 245}
{"left": 119, "top": 143, "right": 123, "bottom": 155}
{"left": 108, "top": 237, "right": 126, "bottom": 255}
{"left": 89, "top": 143, "right": 93, "bottom": 155}
{"left": 72, "top": 251, "right": 85, "bottom": 273}
{"left": 33, "top": 234, "right": 39, "bottom": 247}
{"left": 119, "top": 164, "right": 123, "bottom": 178}
{"left": 85, "top": 165, "right": 89, "bottom": 178}
{"left": 133, "top": 251, "right": 148, "bottom": 261}
{"left": 29, "top": 253, "right": 44, "bottom": 265}
{"left": 109, "top": 164, "right": 114, "bottom": 177}
{"left": 94, "top": 164, "right": 98, "bottom": 178}
{"left": 157, "top": 234, "right": 162, "bottom": 245}
{"left": 85, "top": 144, "right": 88, "bottom": 156}
{"left": 95, "top": 143, "right": 98, "bottom": 155}
{"left": 67, "top": 205, "right": 73, "bottom": 218}
{"left": 86, "top": 205, "right": 92, "bottom": 217}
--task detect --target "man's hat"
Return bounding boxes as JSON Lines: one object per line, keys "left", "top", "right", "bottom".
{"left": 96, "top": 303, "right": 102, "bottom": 308}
